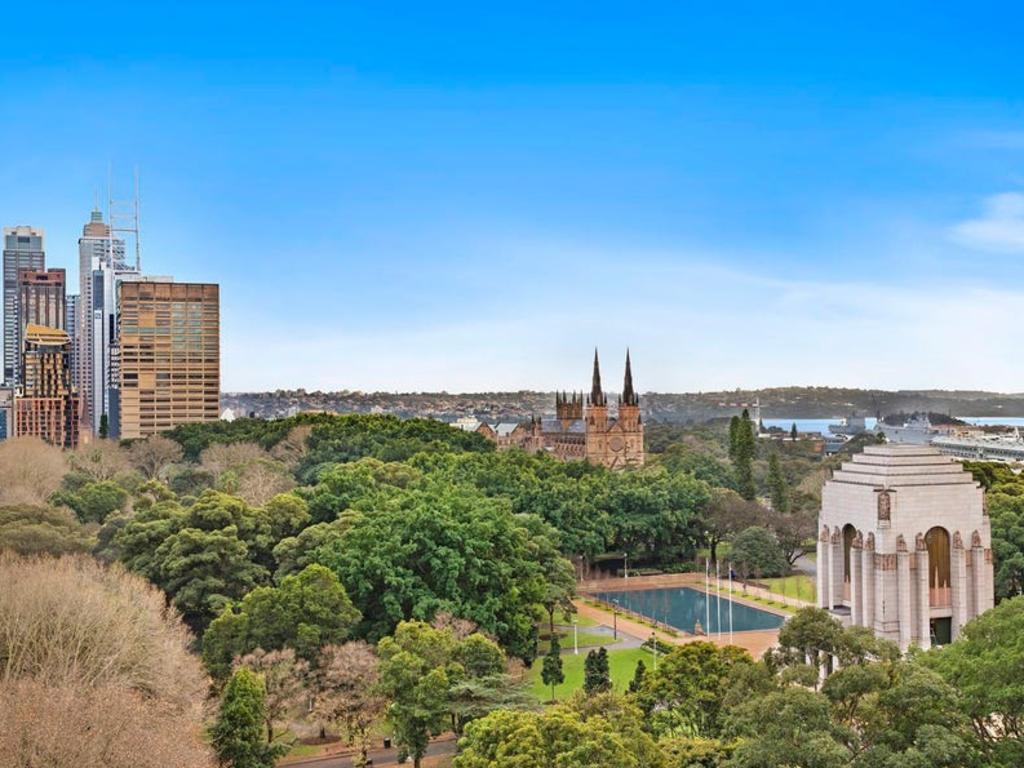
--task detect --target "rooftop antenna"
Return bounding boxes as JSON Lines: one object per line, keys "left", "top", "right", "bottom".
{"left": 108, "top": 164, "right": 142, "bottom": 272}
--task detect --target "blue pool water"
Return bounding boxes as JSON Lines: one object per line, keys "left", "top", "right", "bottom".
{"left": 593, "top": 587, "right": 785, "bottom": 634}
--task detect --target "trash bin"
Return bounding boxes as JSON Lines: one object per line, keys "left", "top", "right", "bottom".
{"left": 383, "top": 738, "right": 392, "bottom": 749}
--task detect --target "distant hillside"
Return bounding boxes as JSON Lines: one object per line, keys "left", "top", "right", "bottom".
{"left": 223, "top": 386, "right": 1024, "bottom": 425}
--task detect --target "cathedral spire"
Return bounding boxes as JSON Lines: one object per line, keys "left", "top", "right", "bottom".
{"left": 590, "top": 348, "right": 606, "bottom": 406}
{"left": 622, "top": 349, "right": 636, "bottom": 406}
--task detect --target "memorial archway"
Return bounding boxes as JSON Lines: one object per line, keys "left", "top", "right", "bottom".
{"left": 842, "top": 524, "right": 857, "bottom": 600}
{"left": 925, "top": 526, "right": 951, "bottom": 607}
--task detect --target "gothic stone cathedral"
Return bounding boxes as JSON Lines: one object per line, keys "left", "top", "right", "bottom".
{"left": 483, "top": 350, "right": 645, "bottom": 470}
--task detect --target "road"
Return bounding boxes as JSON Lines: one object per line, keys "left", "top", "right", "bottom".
{"left": 283, "top": 737, "right": 456, "bottom": 768}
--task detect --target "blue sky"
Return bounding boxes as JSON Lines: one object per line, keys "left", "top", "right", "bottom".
{"left": 3, "top": 2, "right": 1024, "bottom": 392}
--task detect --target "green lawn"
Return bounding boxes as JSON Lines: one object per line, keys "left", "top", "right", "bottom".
{"left": 526, "top": 647, "right": 654, "bottom": 702}
{"left": 550, "top": 608, "right": 599, "bottom": 628}
{"left": 707, "top": 584, "right": 798, "bottom": 614}
{"left": 760, "top": 574, "right": 816, "bottom": 602}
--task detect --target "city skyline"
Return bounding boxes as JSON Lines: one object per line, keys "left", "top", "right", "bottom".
{"left": 3, "top": 4, "right": 1024, "bottom": 392}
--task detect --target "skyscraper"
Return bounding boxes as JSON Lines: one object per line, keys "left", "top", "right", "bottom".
{"left": 76, "top": 208, "right": 133, "bottom": 436}
{"left": 3, "top": 226, "right": 45, "bottom": 384}
{"left": 14, "top": 324, "right": 79, "bottom": 448}
{"left": 0, "top": 386, "right": 12, "bottom": 441}
{"left": 18, "top": 268, "right": 66, "bottom": 361}
{"left": 117, "top": 280, "right": 220, "bottom": 439}
{"left": 66, "top": 294, "right": 79, "bottom": 397}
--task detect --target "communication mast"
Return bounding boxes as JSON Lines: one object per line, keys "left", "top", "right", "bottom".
{"left": 107, "top": 165, "right": 141, "bottom": 272}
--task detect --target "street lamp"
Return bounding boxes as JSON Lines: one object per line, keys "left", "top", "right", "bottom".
{"left": 573, "top": 616, "right": 579, "bottom": 655}
{"left": 624, "top": 552, "right": 629, "bottom": 580}
{"left": 651, "top": 631, "right": 658, "bottom": 671}
{"left": 612, "top": 598, "right": 619, "bottom": 640}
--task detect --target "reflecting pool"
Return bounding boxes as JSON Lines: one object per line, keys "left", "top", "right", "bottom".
{"left": 592, "top": 586, "right": 785, "bottom": 634}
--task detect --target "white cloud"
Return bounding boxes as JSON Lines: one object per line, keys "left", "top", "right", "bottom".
{"left": 951, "top": 192, "right": 1024, "bottom": 253}
{"left": 222, "top": 243, "right": 1024, "bottom": 393}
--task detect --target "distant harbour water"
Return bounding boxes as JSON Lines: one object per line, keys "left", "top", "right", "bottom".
{"left": 762, "top": 417, "right": 878, "bottom": 434}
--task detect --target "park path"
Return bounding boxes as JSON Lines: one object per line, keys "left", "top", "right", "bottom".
{"left": 281, "top": 735, "right": 456, "bottom": 768}
{"left": 551, "top": 621, "right": 645, "bottom": 652}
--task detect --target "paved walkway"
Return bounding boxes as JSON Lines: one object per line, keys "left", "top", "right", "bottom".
{"left": 282, "top": 735, "right": 456, "bottom": 768}
{"left": 795, "top": 552, "right": 817, "bottom": 577}
{"left": 552, "top": 621, "right": 644, "bottom": 652}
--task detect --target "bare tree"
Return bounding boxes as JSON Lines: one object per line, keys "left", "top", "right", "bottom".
{"left": 432, "top": 611, "right": 478, "bottom": 640}
{"left": 0, "top": 554, "right": 207, "bottom": 710}
{"left": 0, "top": 437, "right": 67, "bottom": 504}
{"left": 234, "top": 459, "right": 296, "bottom": 507}
{"left": 128, "top": 435, "right": 184, "bottom": 480}
{"left": 704, "top": 486, "right": 762, "bottom": 565}
{"left": 200, "top": 442, "right": 269, "bottom": 476}
{"left": 68, "top": 440, "right": 132, "bottom": 481}
{"left": 0, "top": 554, "right": 211, "bottom": 766}
{"left": 316, "top": 642, "right": 388, "bottom": 767}
{"left": 0, "top": 679, "right": 212, "bottom": 768}
{"left": 234, "top": 647, "right": 309, "bottom": 744}
{"left": 270, "top": 424, "right": 313, "bottom": 468}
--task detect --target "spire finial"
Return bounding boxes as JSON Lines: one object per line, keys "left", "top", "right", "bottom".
{"left": 590, "top": 348, "right": 605, "bottom": 406}
{"left": 623, "top": 348, "right": 636, "bottom": 406}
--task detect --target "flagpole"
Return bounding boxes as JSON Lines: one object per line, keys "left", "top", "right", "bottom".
{"left": 705, "top": 557, "right": 711, "bottom": 636}
{"left": 729, "top": 562, "right": 734, "bottom": 644}
{"left": 716, "top": 560, "right": 722, "bottom": 641}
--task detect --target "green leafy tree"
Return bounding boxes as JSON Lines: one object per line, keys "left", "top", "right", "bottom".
{"left": 0, "top": 504, "right": 93, "bottom": 555}
{"left": 724, "top": 686, "right": 846, "bottom": 768}
{"left": 454, "top": 692, "right": 663, "bottom": 768}
{"left": 542, "top": 634, "right": 565, "bottom": 702}
{"left": 98, "top": 413, "right": 108, "bottom": 439}
{"left": 927, "top": 596, "right": 1024, "bottom": 766}
{"left": 271, "top": 516, "right": 353, "bottom": 579}
{"left": 155, "top": 525, "right": 268, "bottom": 630}
{"left": 51, "top": 479, "right": 129, "bottom": 523}
{"left": 766, "top": 453, "right": 789, "bottom": 514}
{"left": 732, "top": 410, "right": 757, "bottom": 500}
{"left": 661, "top": 736, "right": 733, "bottom": 768}
{"left": 728, "top": 416, "right": 741, "bottom": 462}
{"left": 211, "top": 667, "right": 286, "bottom": 768}
{"left": 315, "top": 484, "right": 554, "bottom": 661}
{"left": 729, "top": 526, "right": 787, "bottom": 579}
{"left": 628, "top": 658, "right": 646, "bottom": 694}
{"left": 203, "top": 564, "right": 361, "bottom": 678}
{"left": 584, "top": 647, "right": 611, "bottom": 695}
{"left": 234, "top": 648, "right": 309, "bottom": 745}
{"left": 376, "top": 620, "right": 519, "bottom": 763}
{"left": 790, "top": 422, "right": 798, "bottom": 441}
{"left": 377, "top": 622, "right": 455, "bottom": 768}
{"left": 635, "top": 641, "right": 753, "bottom": 738}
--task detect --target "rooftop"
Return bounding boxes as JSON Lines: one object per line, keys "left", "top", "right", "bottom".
{"left": 828, "top": 444, "right": 979, "bottom": 488}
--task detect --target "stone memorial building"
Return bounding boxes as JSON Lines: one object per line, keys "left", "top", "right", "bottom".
{"left": 817, "top": 444, "right": 993, "bottom": 650}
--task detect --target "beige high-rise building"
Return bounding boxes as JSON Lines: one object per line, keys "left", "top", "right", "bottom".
{"left": 117, "top": 280, "right": 220, "bottom": 439}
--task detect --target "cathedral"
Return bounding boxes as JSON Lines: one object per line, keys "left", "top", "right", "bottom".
{"left": 481, "top": 349, "right": 645, "bottom": 470}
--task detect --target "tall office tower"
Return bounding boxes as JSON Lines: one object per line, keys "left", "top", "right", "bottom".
{"left": 77, "top": 208, "right": 133, "bottom": 436}
{"left": 0, "top": 386, "right": 12, "bottom": 441}
{"left": 3, "top": 226, "right": 45, "bottom": 384}
{"left": 14, "top": 325, "right": 79, "bottom": 448}
{"left": 118, "top": 281, "right": 220, "bottom": 439}
{"left": 66, "top": 294, "right": 79, "bottom": 399}
{"left": 18, "top": 268, "right": 66, "bottom": 364}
